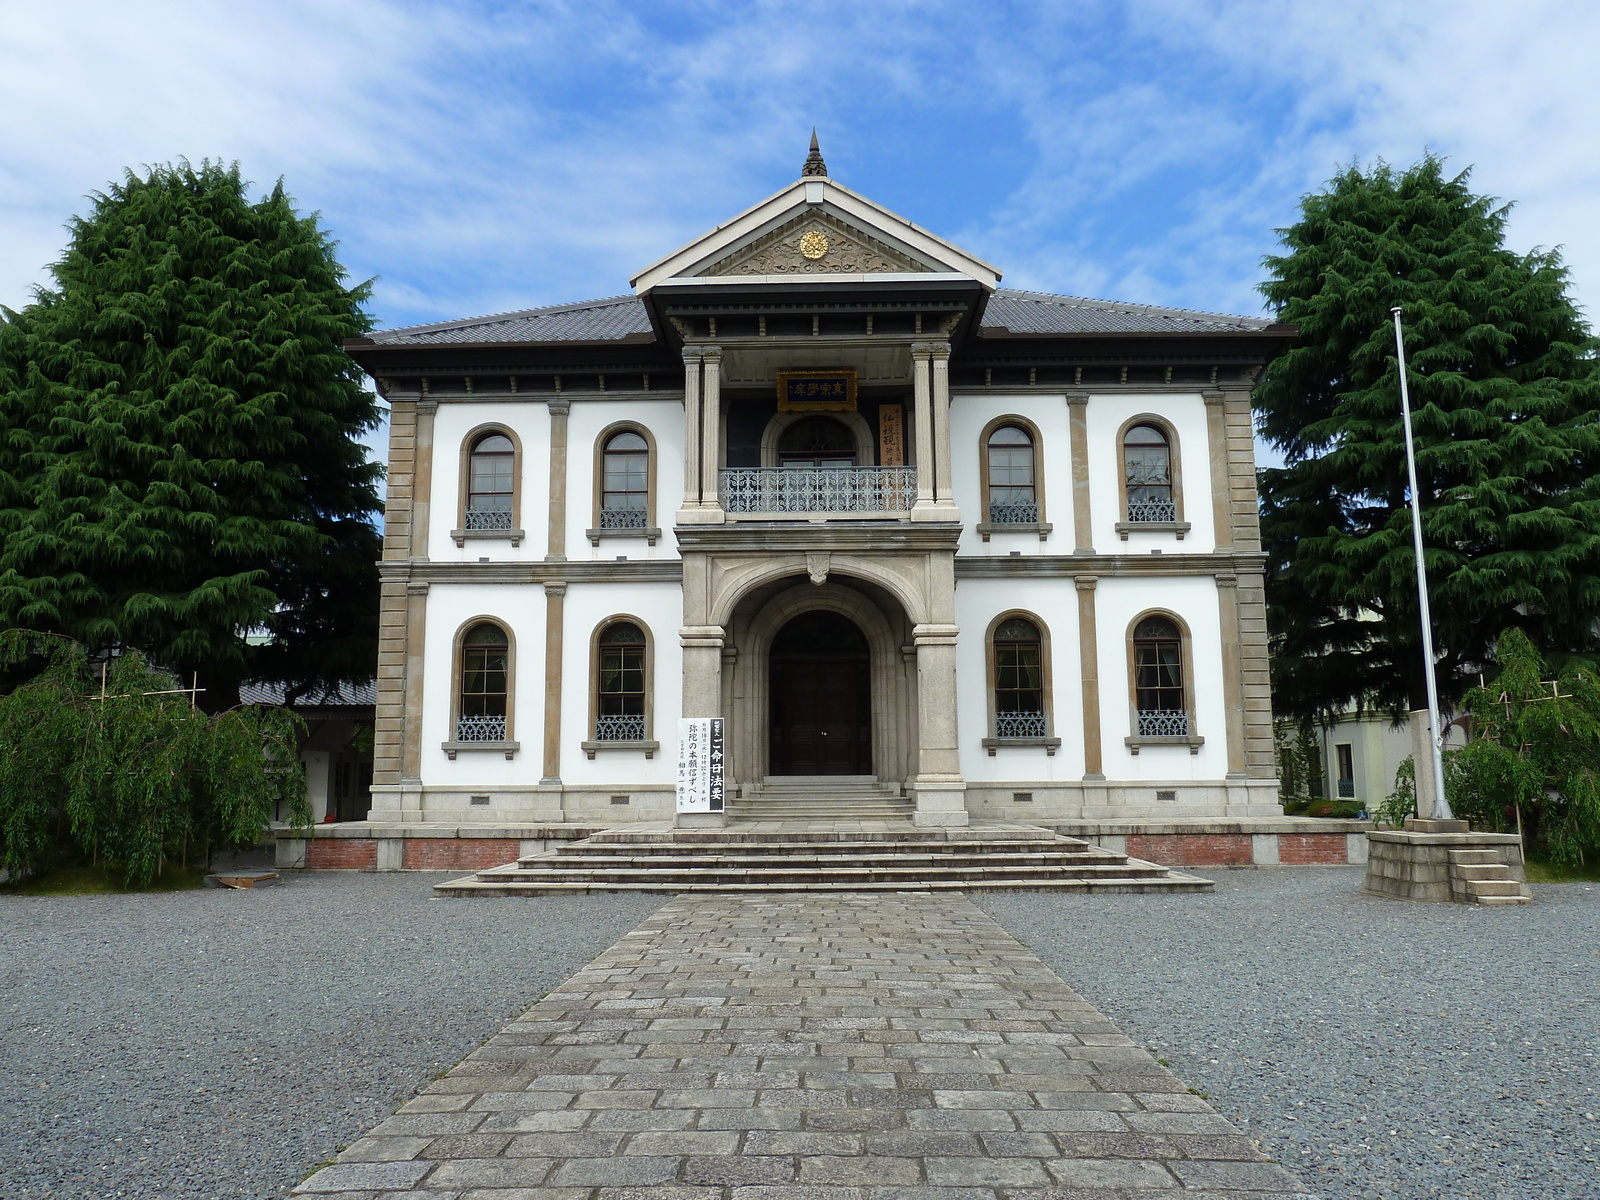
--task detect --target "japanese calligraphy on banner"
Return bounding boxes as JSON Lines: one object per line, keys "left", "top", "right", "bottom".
{"left": 777, "top": 369, "right": 857, "bottom": 413}
{"left": 878, "top": 403, "right": 905, "bottom": 466}
{"left": 676, "top": 717, "right": 725, "bottom": 813}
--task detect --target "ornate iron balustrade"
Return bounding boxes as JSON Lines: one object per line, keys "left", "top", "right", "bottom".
{"left": 465, "top": 506, "right": 514, "bottom": 530}
{"left": 594, "top": 714, "right": 646, "bottom": 742}
{"left": 1125, "top": 499, "right": 1178, "bottom": 524}
{"left": 720, "top": 467, "right": 918, "bottom": 514}
{"left": 994, "top": 712, "right": 1048, "bottom": 739}
{"left": 988, "top": 501, "right": 1040, "bottom": 524}
{"left": 599, "top": 506, "right": 649, "bottom": 529}
{"left": 455, "top": 714, "right": 508, "bottom": 742}
{"left": 1337, "top": 779, "right": 1357, "bottom": 799}
{"left": 1136, "top": 710, "right": 1191, "bottom": 737}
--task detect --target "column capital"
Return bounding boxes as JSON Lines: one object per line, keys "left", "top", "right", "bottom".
{"left": 1065, "top": 391, "right": 1090, "bottom": 406}
{"left": 1073, "top": 575, "right": 1098, "bottom": 591}
{"left": 1202, "top": 389, "right": 1226, "bottom": 406}
{"left": 681, "top": 346, "right": 704, "bottom": 364}
{"left": 543, "top": 581, "right": 568, "bottom": 598}
{"left": 910, "top": 340, "right": 946, "bottom": 358}
{"left": 415, "top": 398, "right": 439, "bottom": 415}
{"left": 547, "top": 398, "right": 571, "bottom": 416}
{"left": 700, "top": 345, "right": 723, "bottom": 363}
{"left": 912, "top": 622, "right": 959, "bottom": 646}
{"left": 1214, "top": 572, "right": 1239, "bottom": 588}
{"left": 680, "top": 624, "right": 725, "bottom": 649}
{"left": 405, "top": 580, "right": 431, "bottom": 595}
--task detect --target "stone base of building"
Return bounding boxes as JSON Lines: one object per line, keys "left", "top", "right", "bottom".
{"left": 274, "top": 814, "right": 1370, "bottom": 871}
{"left": 1364, "top": 818, "right": 1531, "bottom": 904}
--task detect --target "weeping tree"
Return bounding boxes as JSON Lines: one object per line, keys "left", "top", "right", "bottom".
{"left": 1448, "top": 628, "right": 1600, "bottom": 865}
{"left": 0, "top": 630, "right": 308, "bottom": 887}
{"left": 0, "top": 161, "right": 382, "bottom": 711}
{"left": 1256, "top": 156, "right": 1600, "bottom": 721}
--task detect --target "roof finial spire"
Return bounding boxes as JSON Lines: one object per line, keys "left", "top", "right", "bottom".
{"left": 802, "top": 128, "right": 828, "bottom": 178}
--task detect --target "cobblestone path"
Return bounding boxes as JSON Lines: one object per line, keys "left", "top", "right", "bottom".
{"left": 293, "top": 893, "right": 1314, "bottom": 1199}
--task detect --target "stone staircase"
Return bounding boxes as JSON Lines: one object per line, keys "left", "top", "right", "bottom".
{"left": 433, "top": 821, "right": 1213, "bottom": 896}
{"left": 725, "top": 776, "right": 912, "bottom": 821}
{"left": 1449, "top": 848, "right": 1532, "bottom": 906}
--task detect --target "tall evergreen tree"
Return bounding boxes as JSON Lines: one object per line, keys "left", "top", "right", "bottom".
{"left": 1256, "top": 156, "right": 1600, "bottom": 720}
{"left": 0, "top": 162, "right": 381, "bottom": 707}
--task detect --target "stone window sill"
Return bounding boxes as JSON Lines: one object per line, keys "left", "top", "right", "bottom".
{"left": 982, "top": 736, "right": 1062, "bottom": 757}
{"left": 1115, "top": 521, "right": 1190, "bottom": 541}
{"left": 582, "top": 739, "right": 659, "bottom": 760}
{"left": 977, "top": 521, "right": 1052, "bottom": 543}
{"left": 451, "top": 527, "right": 526, "bottom": 548}
{"left": 442, "top": 740, "right": 520, "bottom": 760}
{"left": 587, "top": 527, "right": 662, "bottom": 547}
{"left": 1124, "top": 734, "right": 1205, "bottom": 755}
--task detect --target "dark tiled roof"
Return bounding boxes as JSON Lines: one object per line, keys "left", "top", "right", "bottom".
{"left": 240, "top": 679, "right": 378, "bottom": 707}
{"left": 368, "top": 295, "right": 653, "bottom": 346}
{"left": 980, "top": 289, "right": 1275, "bottom": 336}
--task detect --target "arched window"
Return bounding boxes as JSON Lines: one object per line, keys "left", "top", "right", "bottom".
{"left": 457, "top": 622, "right": 509, "bottom": 742}
{"left": 1132, "top": 616, "right": 1188, "bottom": 736}
{"left": 600, "top": 430, "right": 650, "bottom": 529}
{"left": 1123, "top": 424, "right": 1175, "bottom": 523}
{"left": 778, "top": 417, "right": 856, "bottom": 467}
{"left": 986, "top": 424, "right": 1037, "bottom": 524}
{"left": 992, "top": 616, "right": 1046, "bottom": 739}
{"left": 466, "top": 432, "right": 515, "bottom": 530}
{"left": 586, "top": 619, "right": 656, "bottom": 756}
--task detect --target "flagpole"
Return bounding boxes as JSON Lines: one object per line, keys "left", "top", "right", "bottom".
{"left": 1392, "top": 306, "right": 1453, "bottom": 820}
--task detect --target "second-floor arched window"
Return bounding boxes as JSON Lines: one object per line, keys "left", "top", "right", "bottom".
{"left": 466, "top": 432, "right": 515, "bottom": 530}
{"left": 600, "top": 430, "right": 650, "bottom": 529}
{"left": 986, "top": 424, "right": 1037, "bottom": 523}
{"left": 1123, "top": 424, "right": 1174, "bottom": 523}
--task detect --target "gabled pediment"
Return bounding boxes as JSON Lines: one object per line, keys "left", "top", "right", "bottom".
{"left": 631, "top": 176, "right": 1000, "bottom": 293}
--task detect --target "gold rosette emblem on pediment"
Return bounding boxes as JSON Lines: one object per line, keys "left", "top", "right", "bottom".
{"left": 798, "top": 229, "right": 830, "bottom": 260}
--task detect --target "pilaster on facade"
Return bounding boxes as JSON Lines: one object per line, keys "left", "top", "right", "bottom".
{"left": 1074, "top": 575, "right": 1104, "bottom": 780}
{"left": 1066, "top": 393, "right": 1093, "bottom": 554}
{"left": 541, "top": 581, "right": 567, "bottom": 785}
{"left": 545, "top": 399, "right": 571, "bottom": 563}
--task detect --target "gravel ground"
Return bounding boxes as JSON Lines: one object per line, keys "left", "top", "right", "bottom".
{"left": 980, "top": 868, "right": 1600, "bottom": 1200}
{"left": 0, "top": 873, "right": 663, "bottom": 1200}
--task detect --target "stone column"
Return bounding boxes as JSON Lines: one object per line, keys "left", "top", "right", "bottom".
{"left": 1215, "top": 573, "right": 1248, "bottom": 778}
{"left": 399, "top": 581, "right": 429, "bottom": 821}
{"left": 542, "top": 581, "right": 566, "bottom": 785}
{"left": 910, "top": 344, "right": 936, "bottom": 514}
{"left": 546, "top": 399, "right": 570, "bottom": 562}
{"left": 412, "top": 400, "right": 437, "bottom": 559}
{"left": 1075, "top": 576, "right": 1104, "bottom": 780}
{"left": 698, "top": 347, "right": 723, "bottom": 515}
{"left": 679, "top": 348, "right": 703, "bottom": 517}
{"left": 930, "top": 343, "right": 955, "bottom": 510}
{"left": 1067, "top": 393, "right": 1093, "bottom": 553}
{"left": 1203, "top": 391, "right": 1232, "bottom": 552}
{"left": 911, "top": 621, "right": 967, "bottom": 827}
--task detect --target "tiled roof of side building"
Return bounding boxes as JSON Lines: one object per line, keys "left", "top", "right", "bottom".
{"left": 979, "top": 288, "right": 1277, "bottom": 335}
{"left": 239, "top": 679, "right": 378, "bottom": 707}
{"left": 366, "top": 295, "right": 654, "bottom": 345}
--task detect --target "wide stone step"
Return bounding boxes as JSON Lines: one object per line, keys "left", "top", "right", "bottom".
{"left": 486, "top": 862, "right": 1172, "bottom": 884}
{"left": 581, "top": 832, "right": 1079, "bottom": 849}
{"left": 520, "top": 851, "right": 1126, "bottom": 869}
{"left": 434, "top": 873, "right": 1214, "bottom": 896}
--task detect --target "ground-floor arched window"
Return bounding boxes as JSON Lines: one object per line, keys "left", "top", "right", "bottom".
{"left": 992, "top": 615, "right": 1047, "bottom": 739}
{"left": 457, "top": 622, "right": 510, "bottom": 742}
{"left": 1132, "top": 614, "right": 1188, "bottom": 736}
{"left": 594, "top": 620, "right": 648, "bottom": 742}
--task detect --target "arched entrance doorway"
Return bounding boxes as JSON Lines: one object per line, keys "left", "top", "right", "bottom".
{"left": 768, "top": 610, "right": 872, "bottom": 775}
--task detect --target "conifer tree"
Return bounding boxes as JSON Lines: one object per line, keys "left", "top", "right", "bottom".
{"left": 1255, "top": 156, "right": 1600, "bottom": 720}
{"left": 0, "top": 162, "right": 381, "bottom": 707}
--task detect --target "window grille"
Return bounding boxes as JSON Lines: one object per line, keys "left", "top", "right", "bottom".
{"left": 455, "top": 714, "right": 507, "bottom": 742}
{"left": 1136, "top": 711, "right": 1191, "bottom": 737}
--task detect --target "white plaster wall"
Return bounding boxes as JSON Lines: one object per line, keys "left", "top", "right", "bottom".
{"left": 954, "top": 577, "right": 1085, "bottom": 779}
{"left": 427, "top": 401, "right": 551, "bottom": 561}
{"left": 419, "top": 582, "right": 546, "bottom": 787}
{"left": 1084, "top": 392, "right": 1215, "bottom": 552}
{"left": 949, "top": 394, "right": 1073, "bottom": 557}
{"left": 566, "top": 397, "right": 685, "bottom": 561}
{"left": 560, "top": 581, "right": 683, "bottom": 786}
{"left": 1094, "top": 574, "right": 1228, "bottom": 780}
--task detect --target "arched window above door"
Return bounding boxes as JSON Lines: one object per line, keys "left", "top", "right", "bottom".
{"left": 777, "top": 417, "right": 857, "bottom": 467}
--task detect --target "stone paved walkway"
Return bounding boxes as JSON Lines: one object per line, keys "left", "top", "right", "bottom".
{"left": 293, "top": 893, "right": 1314, "bottom": 1199}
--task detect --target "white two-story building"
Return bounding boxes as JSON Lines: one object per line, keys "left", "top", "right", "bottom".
{"left": 340, "top": 143, "right": 1296, "bottom": 854}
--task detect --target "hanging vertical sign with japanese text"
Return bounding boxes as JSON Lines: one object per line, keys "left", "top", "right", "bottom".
{"left": 676, "top": 717, "right": 725, "bottom": 813}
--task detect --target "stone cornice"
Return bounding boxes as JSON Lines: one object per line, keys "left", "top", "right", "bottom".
{"left": 673, "top": 522, "right": 963, "bottom": 554}
{"left": 954, "top": 551, "right": 1266, "bottom": 578}
{"left": 379, "top": 560, "right": 684, "bottom": 585}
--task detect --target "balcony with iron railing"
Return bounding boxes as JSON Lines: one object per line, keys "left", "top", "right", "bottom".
{"left": 719, "top": 466, "right": 918, "bottom": 516}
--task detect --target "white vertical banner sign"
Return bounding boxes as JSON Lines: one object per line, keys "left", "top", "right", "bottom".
{"left": 675, "top": 717, "right": 725, "bottom": 813}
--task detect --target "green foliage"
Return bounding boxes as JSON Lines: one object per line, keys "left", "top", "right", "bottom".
{"left": 0, "top": 630, "right": 308, "bottom": 887}
{"left": 1274, "top": 718, "right": 1322, "bottom": 803}
{"left": 0, "top": 161, "right": 382, "bottom": 707}
{"left": 1373, "top": 756, "right": 1416, "bottom": 829}
{"left": 1452, "top": 628, "right": 1600, "bottom": 866}
{"left": 1255, "top": 155, "right": 1600, "bottom": 720}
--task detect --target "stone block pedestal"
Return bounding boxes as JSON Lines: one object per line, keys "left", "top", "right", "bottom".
{"left": 1365, "top": 818, "right": 1530, "bottom": 905}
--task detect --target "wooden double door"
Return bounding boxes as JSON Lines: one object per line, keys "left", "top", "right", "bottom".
{"left": 768, "top": 611, "right": 872, "bottom": 776}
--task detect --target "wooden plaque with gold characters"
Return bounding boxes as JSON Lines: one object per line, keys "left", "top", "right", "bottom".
{"left": 878, "top": 403, "right": 905, "bottom": 466}
{"left": 776, "top": 368, "right": 857, "bottom": 413}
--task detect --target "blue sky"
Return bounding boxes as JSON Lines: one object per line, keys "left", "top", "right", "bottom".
{"left": 3, "top": 2, "right": 1598, "bottom": 357}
